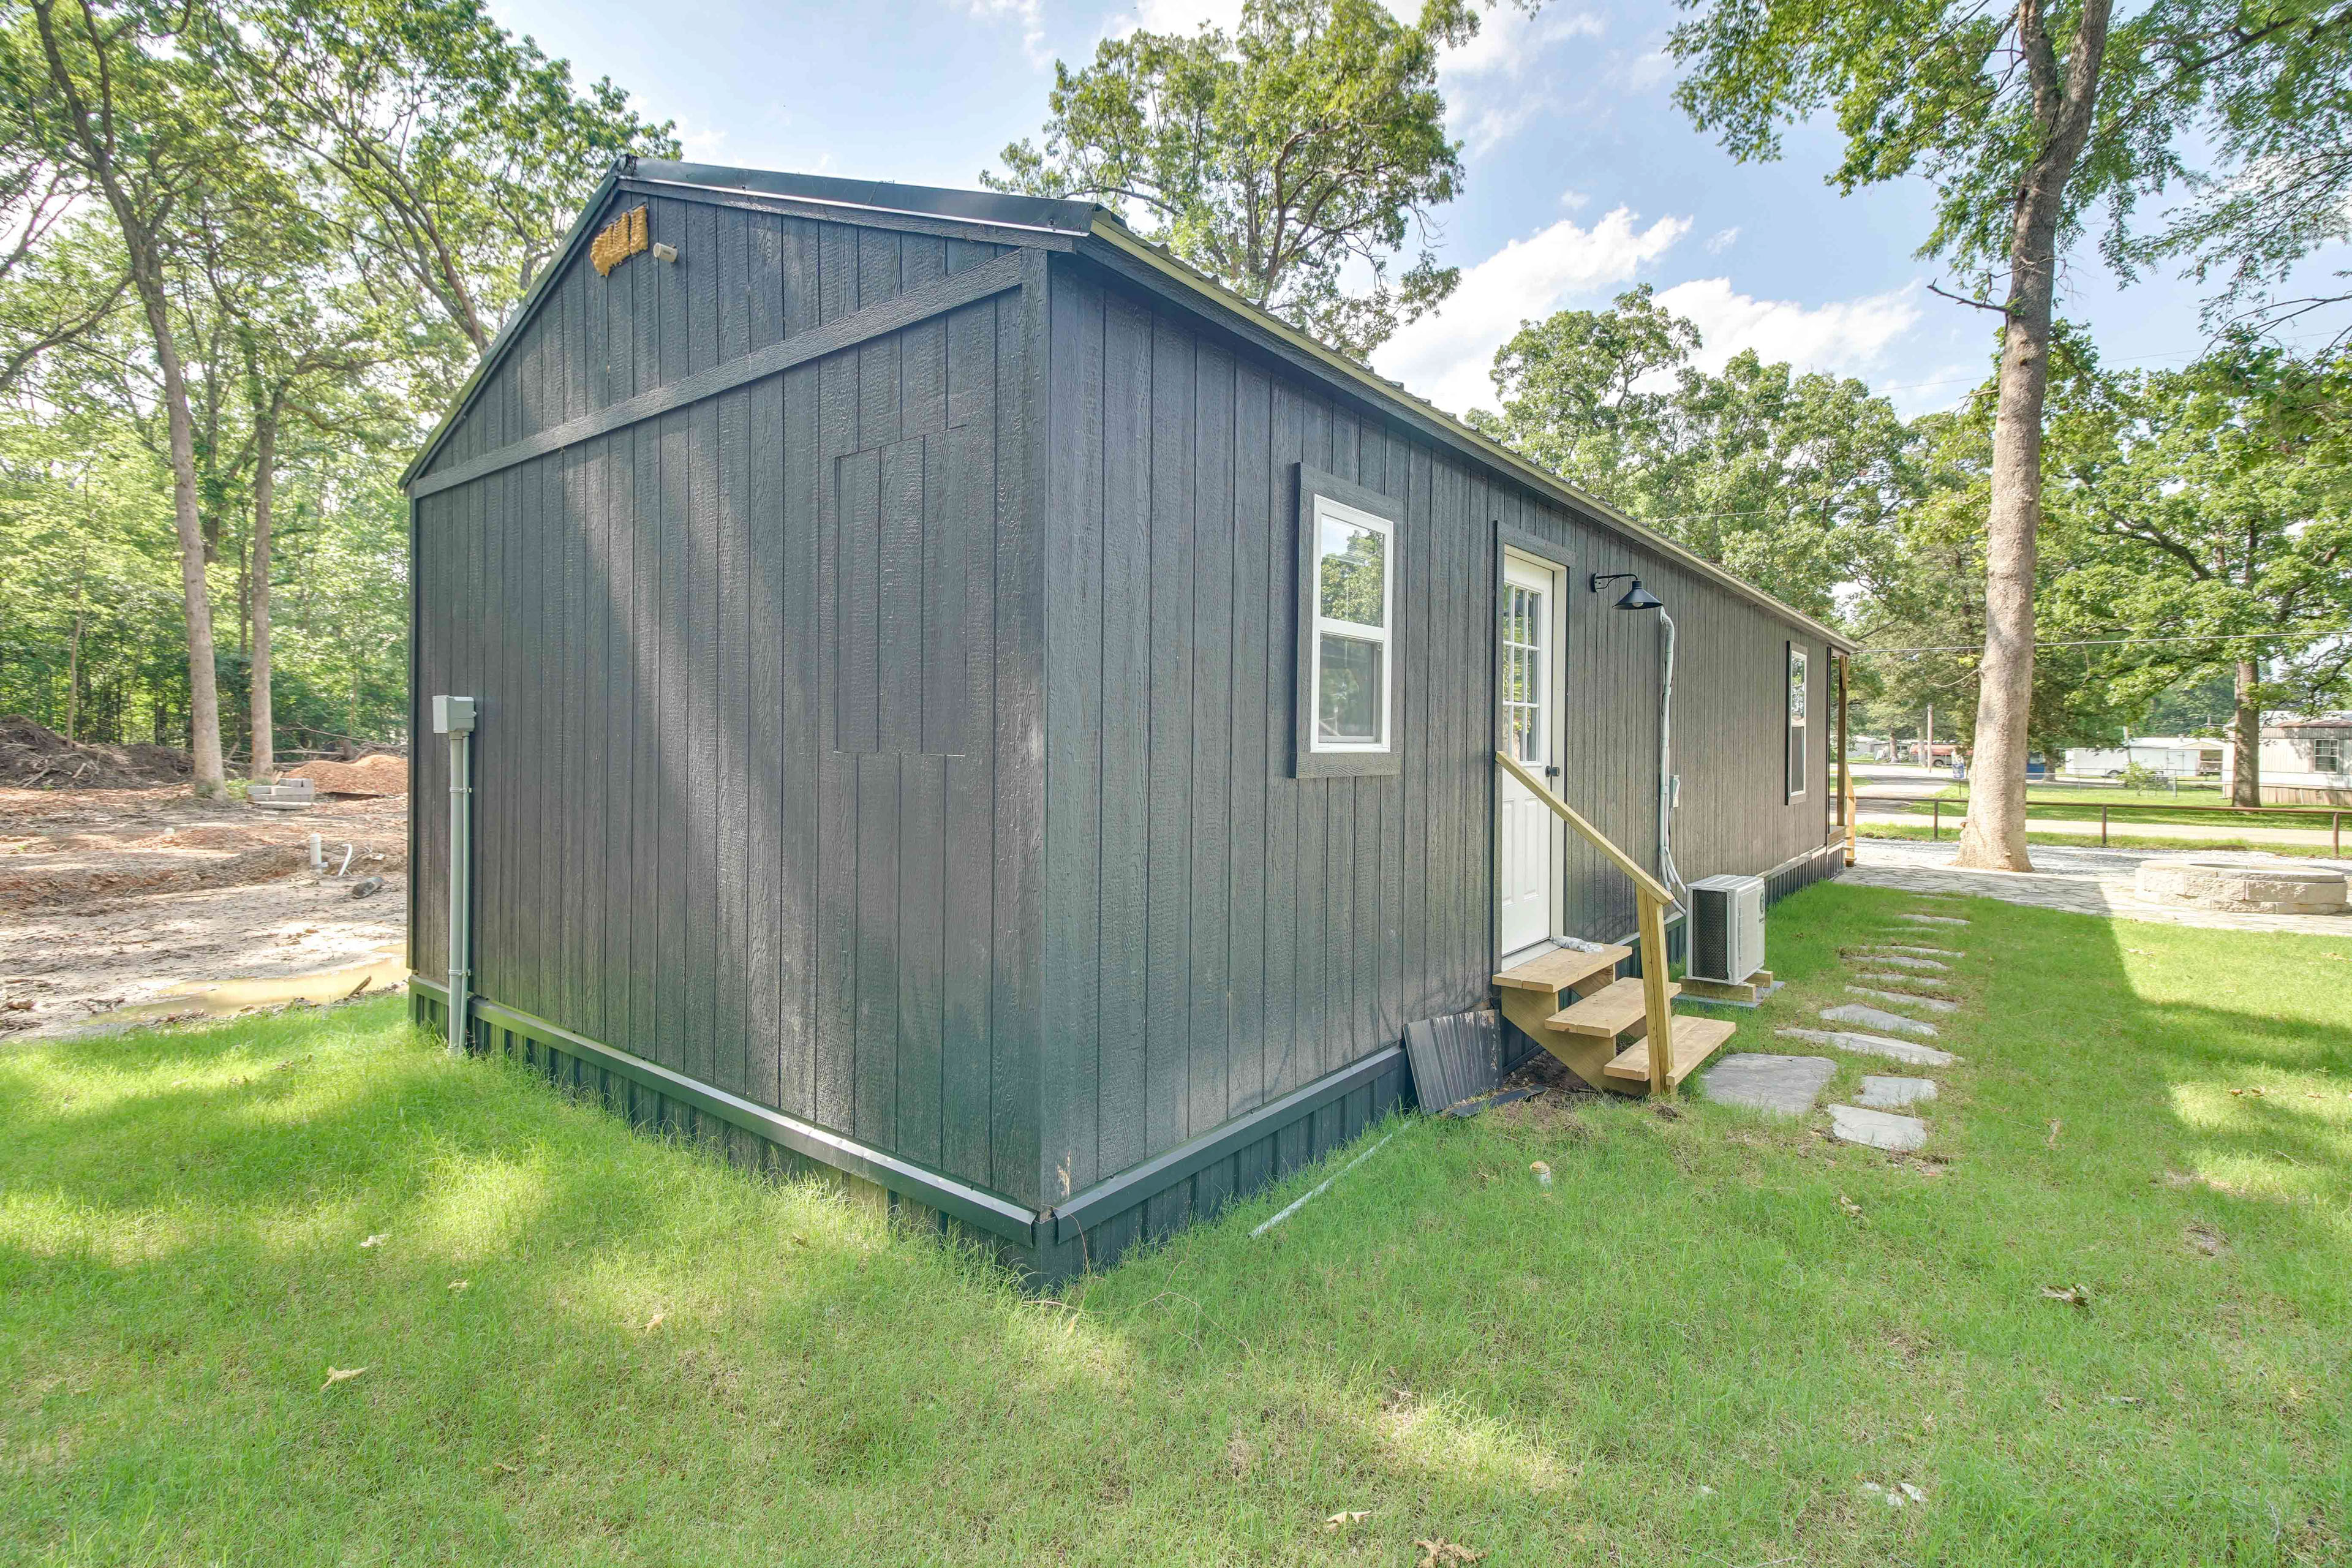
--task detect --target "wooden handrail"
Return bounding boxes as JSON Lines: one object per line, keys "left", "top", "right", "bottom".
{"left": 1495, "top": 750, "right": 1673, "bottom": 903}
{"left": 1495, "top": 749, "right": 1679, "bottom": 1095}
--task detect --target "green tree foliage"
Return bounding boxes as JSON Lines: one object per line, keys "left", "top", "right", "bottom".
{"left": 0, "top": 0, "right": 668, "bottom": 769}
{"left": 2045, "top": 335, "right": 2352, "bottom": 799}
{"left": 1474, "top": 287, "right": 1917, "bottom": 619}
{"left": 988, "top": 0, "right": 1476, "bottom": 360}
{"left": 1669, "top": 0, "right": 2352, "bottom": 868}
{"left": 233, "top": 0, "right": 676, "bottom": 393}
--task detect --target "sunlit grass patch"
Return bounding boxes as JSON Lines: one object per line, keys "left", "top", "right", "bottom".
{"left": 4, "top": 895, "right": 2348, "bottom": 1566}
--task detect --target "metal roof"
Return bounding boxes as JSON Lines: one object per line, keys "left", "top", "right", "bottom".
{"left": 404, "top": 157, "right": 1853, "bottom": 650}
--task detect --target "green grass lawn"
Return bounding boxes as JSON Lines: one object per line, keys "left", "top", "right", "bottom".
{"left": 1912, "top": 783, "right": 2342, "bottom": 832}
{"left": 1857, "top": 821, "right": 2344, "bottom": 858}
{"left": 5, "top": 883, "right": 2348, "bottom": 1565}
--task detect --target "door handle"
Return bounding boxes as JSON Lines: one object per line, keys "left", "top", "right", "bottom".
{"left": 1544, "top": 764, "right": 1561, "bottom": 778}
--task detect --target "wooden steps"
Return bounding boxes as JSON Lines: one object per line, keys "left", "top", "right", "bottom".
{"left": 1549, "top": 976, "right": 1681, "bottom": 1036}
{"left": 1493, "top": 944, "right": 1628, "bottom": 995}
{"left": 1601, "top": 1017, "right": 1738, "bottom": 1089}
{"left": 1490, "top": 941, "right": 1732, "bottom": 1097}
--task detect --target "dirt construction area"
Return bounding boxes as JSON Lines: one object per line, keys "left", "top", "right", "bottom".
{"left": 0, "top": 783, "right": 409, "bottom": 1040}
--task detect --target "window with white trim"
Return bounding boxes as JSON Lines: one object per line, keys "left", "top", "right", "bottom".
{"left": 1310, "top": 496, "right": 1393, "bottom": 754}
{"left": 1786, "top": 643, "right": 1809, "bottom": 800}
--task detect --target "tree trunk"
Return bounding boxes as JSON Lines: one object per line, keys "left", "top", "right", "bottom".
{"left": 2231, "top": 657, "right": 2261, "bottom": 806}
{"left": 135, "top": 265, "right": 228, "bottom": 797}
{"left": 250, "top": 410, "right": 276, "bottom": 780}
{"left": 1955, "top": 0, "right": 2113, "bottom": 871}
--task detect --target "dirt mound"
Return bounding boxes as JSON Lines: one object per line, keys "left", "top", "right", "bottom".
{"left": 282, "top": 753, "right": 408, "bottom": 796}
{"left": 0, "top": 843, "right": 311, "bottom": 911}
{"left": 0, "top": 715, "right": 192, "bottom": 790}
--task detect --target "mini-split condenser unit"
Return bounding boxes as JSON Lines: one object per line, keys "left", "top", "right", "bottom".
{"left": 1686, "top": 873, "right": 1766, "bottom": 984}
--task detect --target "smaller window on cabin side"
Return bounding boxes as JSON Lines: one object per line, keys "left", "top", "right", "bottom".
{"left": 2312, "top": 736, "right": 2344, "bottom": 774}
{"left": 1294, "top": 468, "right": 1403, "bottom": 778}
{"left": 1787, "top": 643, "right": 1808, "bottom": 801}
{"left": 1313, "top": 503, "right": 1391, "bottom": 750}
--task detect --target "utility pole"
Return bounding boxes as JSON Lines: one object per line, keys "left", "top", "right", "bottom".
{"left": 1924, "top": 703, "right": 1934, "bottom": 767}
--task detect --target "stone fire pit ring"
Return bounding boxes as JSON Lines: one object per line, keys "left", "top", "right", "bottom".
{"left": 2134, "top": 859, "right": 2348, "bottom": 916}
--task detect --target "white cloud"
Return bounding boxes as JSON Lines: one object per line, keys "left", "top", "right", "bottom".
{"left": 675, "top": 119, "right": 731, "bottom": 165}
{"left": 1128, "top": 0, "right": 1242, "bottom": 32}
{"left": 1558, "top": 189, "right": 1592, "bottom": 211}
{"left": 1438, "top": 9, "right": 1605, "bottom": 154}
{"left": 1653, "top": 276, "right": 1923, "bottom": 380}
{"left": 1623, "top": 48, "right": 1673, "bottom": 90}
{"left": 1704, "top": 226, "right": 1740, "bottom": 254}
{"left": 1371, "top": 206, "right": 1692, "bottom": 416}
{"left": 1442, "top": 7, "right": 1604, "bottom": 78}
{"left": 962, "top": 0, "right": 1050, "bottom": 64}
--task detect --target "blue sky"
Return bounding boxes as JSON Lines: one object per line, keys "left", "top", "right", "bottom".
{"left": 492, "top": 0, "right": 2347, "bottom": 421}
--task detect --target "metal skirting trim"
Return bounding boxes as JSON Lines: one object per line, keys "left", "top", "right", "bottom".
{"left": 405, "top": 976, "right": 1038, "bottom": 1244}
{"left": 1046, "top": 1044, "right": 1409, "bottom": 1244}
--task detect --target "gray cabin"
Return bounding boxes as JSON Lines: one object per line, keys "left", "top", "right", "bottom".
{"left": 402, "top": 158, "right": 1854, "bottom": 1280}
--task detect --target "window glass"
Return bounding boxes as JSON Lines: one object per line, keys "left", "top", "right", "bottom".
{"left": 1318, "top": 635, "right": 1382, "bottom": 744}
{"left": 1318, "top": 517, "right": 1385, "bottom": 627}
{"left": 1307, "top": 494, "right": 1393, "bottom": 755}
{"left": 1787, "top": 644, "right": 1809, "bottom": 797}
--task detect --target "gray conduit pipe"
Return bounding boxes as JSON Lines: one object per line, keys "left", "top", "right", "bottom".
{"left": 1657, "top": 611, "right": 1687, "bottom": 911}
{"left": 432, "top": 695, "right": 477, "bottom": 1054}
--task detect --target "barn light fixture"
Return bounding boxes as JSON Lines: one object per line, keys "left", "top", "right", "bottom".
{"left": 1589, "top": 571, "right": 1663, "bottom": 611}
{"left": 1589, "top": 573, "right": 1683, "bottom": 900}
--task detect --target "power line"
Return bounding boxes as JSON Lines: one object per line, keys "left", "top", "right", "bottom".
{"left": 1853, "top": 630, "right": 2329, "bottom": 655}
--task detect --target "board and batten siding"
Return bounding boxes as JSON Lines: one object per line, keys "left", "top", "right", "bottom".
{"left": 409, "top": 188, "right": 1046, "bottom": 1207}
{"left": 1036, "top": 254, "right": 1834, "bottom": 1202}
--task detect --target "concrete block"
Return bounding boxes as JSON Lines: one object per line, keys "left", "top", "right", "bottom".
{"left": 2135, "top": 859, "right": 2348, "bottom": 916}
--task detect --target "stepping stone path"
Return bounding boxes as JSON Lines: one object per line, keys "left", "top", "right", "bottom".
{"left": 1776, "top": 1028, "right": 1956, "bottom": 1068}
{"left": 1829, "top": 1104, "right": 1928, "bottom": 1151}
{"left": 1699, "top": 1054, "right": 1838, "bottom": 1117}
{"left": 1856, "top": 971, "right": 1950, "bottom": 990}
{"left": 1847, "top": 985, "right": 1960, "bottom": 1014}
{"left": 1847, "top": 952, "right": 1950, "bottom": 972}
{"left": 1812, "top": 902, "right": 1970, "bottom": 1152}
{"left": 1822, "top": 1003, "right": 1938, "bottom": 1038}
{"left": 1858, "top": 1074, "right": 1937, "bottom": 1109}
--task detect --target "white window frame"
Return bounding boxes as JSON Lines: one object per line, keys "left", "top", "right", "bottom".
{"left": 1786, "top": 642, "right": 1809, "bottom": 801}
{"left": 1307, "top": 493, "right": 1396, "bottom": 756}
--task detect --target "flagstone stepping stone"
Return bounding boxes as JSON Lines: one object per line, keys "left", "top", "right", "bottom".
{"left": 1858, "top": 1074, "right": 1938, "bottom": 1109}
{"left": 1776, "top": 1028, "right": 1958, "bottom": 1068}
{"left": 1895, "top": 913, "right": 1969, "bottom": 927}
{"left": 1700, "top": 1054, "right": 1838, "bottom": 1117}
{"left": 1880, "top": 944, "right": 1964, "bottom": 957}
{"left": 1855, "top": 971, "right": 1950, "bottom": 991}
{"left": 1844, "top": 952, "right": 1950, "bottom": 971}
{"left": 1829, "top": 1104, "right": 1928, "bottom": 1151}
{"left": 1822, "top": 1003, "right": 1938, "bottom": 1038}
{"left": 1847, "top": 986, "right": 1959, "bottom": 1014}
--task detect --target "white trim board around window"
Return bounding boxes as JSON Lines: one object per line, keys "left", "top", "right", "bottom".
{"left": 1294, "top": 464, "right": 1403, "bottom": 778}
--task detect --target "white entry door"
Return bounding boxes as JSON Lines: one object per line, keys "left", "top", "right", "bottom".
{"left": 1496, "top": 552, "right": 1564, "bottom": 960}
